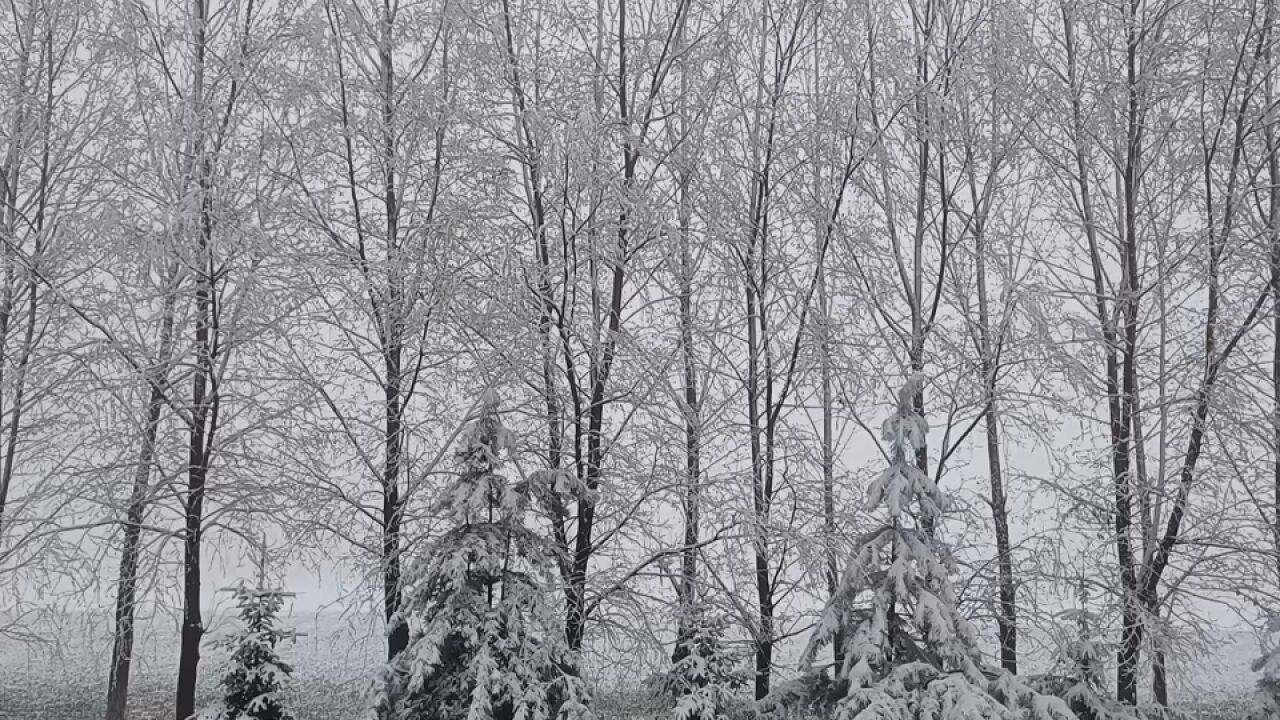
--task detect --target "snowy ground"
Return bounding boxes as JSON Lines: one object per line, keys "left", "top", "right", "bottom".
{"left": 0, "top": 610, "right": 1261, "bottom": 719}
{"left": 0, "top": 610, "right": 379, "bottom": 720}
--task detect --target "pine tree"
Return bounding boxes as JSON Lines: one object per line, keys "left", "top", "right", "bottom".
{"left": 382, "top": 389, "right": 592, "bottom": 720}
{"left": 661, "top": 597, "right": 748, "bottom": 720}
{"left": 1042, "top": 580, "right": 1110, "bottom": 720}
{"left": 217, "top": 583, "right": 296, "bottom": 720}
{"left": 799, "top": 375, "right": 1076, "bottom": 720}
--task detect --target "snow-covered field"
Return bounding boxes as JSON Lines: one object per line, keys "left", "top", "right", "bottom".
{"left": 0, "top": 610, "right": 1262, "bottom": 719}
{"left": 0, "top": 610, "right": 380, "bottom": 720}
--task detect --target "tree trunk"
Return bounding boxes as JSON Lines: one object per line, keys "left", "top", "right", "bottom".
{"left": 1152, "top": 646, "right": 1168, "bottom": 706}
{"left": 671, "top": 207, "right": 700, "bottom": 667}
{"left": 973, "top": 205, "right": 1016, "bottom": 674}
{"left": 377, "top": 0, "right": 410, "bottom": 664}
{"left": 819, "top": 255, "right": 842, "bottom": 674}
{"left": 565, "top": 0, "right": 635, "bottom": 651}
{"left": 748, "top": 312, "right": 772, "bottom": 682}
{"left": 174, "top": 176, "right": 216, "bottom": 717}
{"left": 175, "top": 241, "right": 213, "bottom": 720}
{"left": 1146, "top": 592, "right": 1168, "bottom": 706}
{"left": 106, "top": 272, "right": 178, "bottom": 720}
{"left": 106, "top": 385, "right": 166, "bottom": 720}
{"left": 1060, "top": 1, "right": 1139, "bottom": 701}
{"left": 382, "top": 348, "right": 407, "bottom": 661}
{"left": 672, "top": 27, "right": 700, "bottom": 665}
{"left": 565, "top": 228, "right": 626, "bottom": 651}
{"left": 175, "top": 1, "right": 211, "bottom": 716}
{"left": 746, "top": 227, "right": 771, "bottom": 701}
{"left": 1115, "top": 0, "right": 1144, "bottom": 702}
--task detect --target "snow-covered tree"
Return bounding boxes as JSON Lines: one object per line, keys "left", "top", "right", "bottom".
{"left": 1039, "top": 581, "right": 1113, "bottom": 720}
{"left": 660, "top": 598, "right": 749, "bottom": 720}
{"left": 216, "top": 584, "right": 296, "bottom": 720}
{"left": 381, "top": 389, "right": 592, "bottom": 720}
{"left": 798, "top": 376, "right": 1076, "bottom": 720}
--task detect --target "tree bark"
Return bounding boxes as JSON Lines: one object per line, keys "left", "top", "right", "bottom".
{"left": 1059, "top": 0, "right": 1140, "bottom": 701}
{"left": 175, "top": 192, "right": 214, "bottom": 720}
{"left": 747, "top": 256, "right": 771, "bottom": 701}
{"left": 377, "top": 0, "right": 409, "bottom": 663}
{"left": 382, "top": 347, "right": 407, "bottom": 661}
{"left": 671, "top": 177, "right": 700, "bottom": 667}
{"left": 1146, "top": 592, "right": 1168, "bottom": 706}
{"left": 175, "top": 1, "right": 212, "bottom": 715}
{"left": 819, "top": 251, "right": 842, "bottom": 674}
{"left": 106, "top": 388, "right": 165, "bottom": 720}
{"left": 972, "top": 197, "right": 1016, "bottom": 674}
{"left": 672, "top": 11, "right": 700, "bottom": 668}
{"left": 105, "top": 269, "right": 178, "bottom": 720}
{"left": 1113, "top": 0, "right": 1144, "bottom": 701}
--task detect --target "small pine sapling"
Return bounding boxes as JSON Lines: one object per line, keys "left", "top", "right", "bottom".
{"left": 217, "top": 582, "right": 296, "bottom": 720}
{"left": 382, "top": 389, "right": 592, "bottom": 720}
{"left": 1037, "top": 580, "right": 1112, "bottom": 720}
{"left": 663, "top": 599, "right": 749, "bottom": 720}
{"left": 800, "top": 376, "right": 1076, "bottom": 720}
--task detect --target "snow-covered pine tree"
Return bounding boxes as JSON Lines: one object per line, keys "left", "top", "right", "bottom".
{"left": 1040, "top": 580, "right": 1111, "bottom": 720}
{"left": 799, "top": 375, "right": 1076, "bottom": 720}
{"left": 661, "top": 596, "right": 749, "bottom": 720}
{"left": 381, "top": 389, "right": 592, "bottom": 720}
{"left": 217, "top": 583, "right": 296, "bottom": 720}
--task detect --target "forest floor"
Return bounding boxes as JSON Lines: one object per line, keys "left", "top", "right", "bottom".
{"left": 0, "top": 610, "right": 1260, "bottom": 720}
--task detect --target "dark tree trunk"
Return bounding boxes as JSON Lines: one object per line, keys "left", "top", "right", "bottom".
{"left": 174, "top": 2, "right": 212, "bottom": 714}
{"left": 1058, "top": 4, "right": 1135, "bottom": 700}
{"left": 377, "top": 0, "right": 410, "bottom": 664}
{"left": 974, "top": 225, "right": 1016, "bottom": 674}
{"left": 1059, "top": 1, "right": 1139, "bottom": 702}
{"left": 819, "top": 264, "right": 842, "bottom": 674}
{"left": 106, "top": 459, "right": 154, "bottom": 720}
{"left": 1152, "top": 647, "right": 1168, "bottom": 706}
{"left": 1148, "top": 592, "right": 1168, "bottom": 706}
{"left": 1115, "top": 0, "right": 1144, "bottom": 703}
{"left": 106, "top": 289, "right": 176, "bottom": 720}
{"left": 175, "top": 263, "right": 212, "bottom": 720}
{"left": 382, "top": 349, "right": 407, "bottom": 661}
{"left": 565, "top": 0, "right": 637, "bottom": 650}
{"left": 744, "top": 222, "right": 772, "bottom": 702}
{"left": 672, "top": 56, "right": 700, "bottom": 667}
{"left": 564, "top": 238, "right": 626, "bottom": 651}
{"left": 987, "top": 414, "right": 1017, "bottom": 673}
